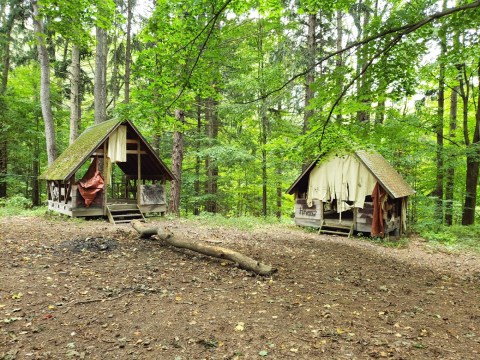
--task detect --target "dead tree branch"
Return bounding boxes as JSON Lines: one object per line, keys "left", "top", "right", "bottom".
{"left": 131, "top": 221, "right": 277, "bottom": 276}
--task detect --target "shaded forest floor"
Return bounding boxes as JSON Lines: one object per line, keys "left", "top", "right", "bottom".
{"left": 1, "top": 216, "right": 480, "bottom": 359}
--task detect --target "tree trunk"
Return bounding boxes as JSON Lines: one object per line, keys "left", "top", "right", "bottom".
{"left": 461, "top": 61, "right": 480, "bottom": 225}
{"left": 462, "top": 154, "right": 479, "bottom": 225}
{"left": 260, "top": 105, "right": 268, "bottom": 217}
{"left": 375, "top": 99, "right": 385, "bottom": 124}
{"left": 69, "top": 44, "right": 81, "bottom": 144}
{"left": 445, "top": 85, "right": 457, "bottom": 226}
{"left": 32, "top": 1, "right": 57, "bottom": 165}
{"left": 0, "top": 135, "right": 6, "bottom": 198}
{"left": 194, "top": 96, "right": 202, "bottom": 215}
{"left": 169, "top": 110, "right": 185, "bottom": 216}
{"left": 152, "top": 133, "right": 160, "bottom": 155}
{"left": 205, "top": 98, "right": 219, "bottom": 213}
{"left": 131, "top": 221, "right": 276, "bottom": 276}
{"left": 124, "top": 0, "right": 133, "bottom": 104}
{"left": 435, "top": 9, "right": 447, "bottom": 225}
{"left": 94, "top": 26, "right": 108, "bottom": 124}
{"left": 111, "top": 26, "right": 119, "bottom": 109}
{"left": 356, "top": 3, "right": 371, "bottom": 123}
{"left": 303, "top": 13, "right": 316, "bottom": 136}
{"left": 0, "top": 7, "right": 11, "bottom": 198}
{"left": 31, "top": 115, "right": 40, "bottom": 206}
{"left": 275, "top": 164, "right": 282, "bottom": 219}
{"left": 335, "top": 9, "right": 343, "bottom": 122}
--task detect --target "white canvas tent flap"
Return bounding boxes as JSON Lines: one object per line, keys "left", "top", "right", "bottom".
{"left": 307, "top": 154, "right": 377, "bottom": 212}
{"left": 107, "top": 125, "right": 127, "bottom": 163}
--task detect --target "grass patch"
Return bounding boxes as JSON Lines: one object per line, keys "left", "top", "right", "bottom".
{"left": 368, "top": 236, "right": 410, "bottom": 248}
{"left": 415, "top": 224, "right": 480, "bottom": 253}
{"left": 0, "top": 195, "right": 86, "bottom": 222}
{"left": 0, "top": 196, "right": 47, "bottom": 217}
{"left": 353, "top": 232, "right": 410, "bottom": 248}
{"left": 184, "top": 212, "right": 294, "bottom": 231}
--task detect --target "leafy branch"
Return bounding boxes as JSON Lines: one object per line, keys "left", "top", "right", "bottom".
{"left": 238, "top": 0, "right": 480, "bottom": 106}
{"left": 165, "top": 0, "right": 234, "bottom": 114}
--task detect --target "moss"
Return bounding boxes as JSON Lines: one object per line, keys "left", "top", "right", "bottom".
{"left": 39, "top": 120, "right": 121, "bottom": 180}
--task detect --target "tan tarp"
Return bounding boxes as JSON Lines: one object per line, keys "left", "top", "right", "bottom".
{"left": 307, "top": 154, "right": 377, "bottom": 212}
{"left": 107, "top": 125, "right": 127, "bottom": 163}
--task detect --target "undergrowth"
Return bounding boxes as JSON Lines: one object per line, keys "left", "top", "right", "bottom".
{"left": 0, "top": 195, "right": 84, "bottom": 222}
{"left": 367, "top": 235, "right": 410, "bottom": 248}
{"left": 0, "top": 196, "right": 46, "bottom": 217}
{"left": 184, "top": 212, "right": 294, "bottom": 231}
{"left": 415, "top": 224, "right": 480, "bottom": 253}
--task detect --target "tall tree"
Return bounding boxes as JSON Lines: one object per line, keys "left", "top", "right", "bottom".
{"left": 0, "top": 1, "right": 23, "bottom": 197}
{"left": 32, "top": 0, "right": 57, "bottom": 165}
{"left": 445, "top": 83, "right": 458, "bottom": 226}
{"left": 303, "top": 13, "right": 316, "bottom": 135}
{"left": 461, "top": 62, "right": 480, "bottom": 225}
{"left": 169, "top": 109, "right": 185, "bottom": 216}
{"left": 124, "top": 0, "right": 134, "bottom": 104}
{"left": 351, "top": 0, "right": 372, "bottom": 123}
{"left": 94, "top": 25, "right": 108, "bottom": 124}
{"left": 434, "top": 1, "right": 448, "bottom": 225}
{"left": 69, "top": 44, "right": 80, "bottom": 143}
{"left": 205, "top": 97, "right": 219, "bottom": 213}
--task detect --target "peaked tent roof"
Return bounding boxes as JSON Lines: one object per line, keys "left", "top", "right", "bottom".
{"left": 354, "top": 150, "right": 414, "bottom": 199}
{"left": 39, "top": 119, "right": 174, "bottom": 181}
{"left": 287, "top": 149, "right": 415, "bottom": 199}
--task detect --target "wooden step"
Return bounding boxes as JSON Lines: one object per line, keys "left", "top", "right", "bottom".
{"left": 107, "top": 204, "right": 145, "bottom": 225}
{"left": 108, "top": 204, "right": 139, "bottom": 212}
{"left": 318, "top": 222, "right": 354, "bottom": 238}
{"left": 319, "top": 229, "right": 348, "bottom": 235}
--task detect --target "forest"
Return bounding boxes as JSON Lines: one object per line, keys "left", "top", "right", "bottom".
{"left": 0, "top": 0, "right": 480, "bottom": 242}
{"left": 2, "top": 2, "right": 480, "bottom": 359}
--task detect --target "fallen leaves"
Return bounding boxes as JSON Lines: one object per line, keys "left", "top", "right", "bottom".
{"left": 1, "top": 216, "right": 480, "bottom": 360}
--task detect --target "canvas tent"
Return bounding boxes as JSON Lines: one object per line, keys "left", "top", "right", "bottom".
{"left": 287, "top": 149, "right": 415, "bottom": 237}
{"left": 39, "top": 120, "right": 174, "bottom": 223}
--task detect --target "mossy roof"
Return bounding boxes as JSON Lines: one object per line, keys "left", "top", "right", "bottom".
{"left": 39, "top": 120, "right": 122, "bottom": 180}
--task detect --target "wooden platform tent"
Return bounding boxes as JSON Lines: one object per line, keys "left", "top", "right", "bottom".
{"left": 39, "top": 120, "right": 174, "bottom": 223}
{"left": 287, "top": 149, "right": 415, "bottom": 237}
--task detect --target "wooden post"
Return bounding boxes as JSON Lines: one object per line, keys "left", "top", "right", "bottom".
{"left": 137, "top": 138, "right": 141, "bottom": 202}
{"left": 103, "top": 142, "right": 108, "bottom": 209}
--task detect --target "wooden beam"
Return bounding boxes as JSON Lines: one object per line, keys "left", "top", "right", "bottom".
{"left": 103, "top": 142, "right": 108, "bottom": 208}
{"left": 137, "top": 139, "right": 141, "bottom": 201}
{"left": 126, "top": 150, "right": 147, "bottom": 155}
{"left": 64, "top": 179, "right": 73, "bottom": 204}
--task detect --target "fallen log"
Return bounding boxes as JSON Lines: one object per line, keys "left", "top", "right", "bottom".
{"left": 131, "top": 221, "right": 276, "bottom": 276}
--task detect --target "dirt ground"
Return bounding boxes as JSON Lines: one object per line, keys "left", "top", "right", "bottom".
{"left": 1, "top": 216, "right": 480, "bottom": 360}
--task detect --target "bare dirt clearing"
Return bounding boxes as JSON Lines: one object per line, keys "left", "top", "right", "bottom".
{"left": 1, "top": 216, "right": 479, "bottom": 359}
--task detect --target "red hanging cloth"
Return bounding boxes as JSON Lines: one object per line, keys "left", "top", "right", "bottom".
{"left": 371, "top": 182, "right": 387, "bottom": 237}
{"left": 77, "top": 157, "right": 105, "bottom": 207}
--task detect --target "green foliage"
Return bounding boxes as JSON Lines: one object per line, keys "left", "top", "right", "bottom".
{"left": 417, "top": 224, "right": 480, "bottom": 252}
{"left": 367, "top": 235, "right": 410, "bottom": 249}
{"left": 0, "top": 196, "right": 46, "bottom": 216}
{"left": 185, "top": 212, "right": 293, "bottom": 231}
{"left": 0, "top": 195, "right": 31, "bottom": 208}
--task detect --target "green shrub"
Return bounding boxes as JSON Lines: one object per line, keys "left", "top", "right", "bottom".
{"left": 0, "top": 196, "right": 46, "bottom": 217}
{"left": 417, "top": 224, "right": 480, "bottom": 252}
{"left": 0, "top": 195, "right": 32, "bottom": 209}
